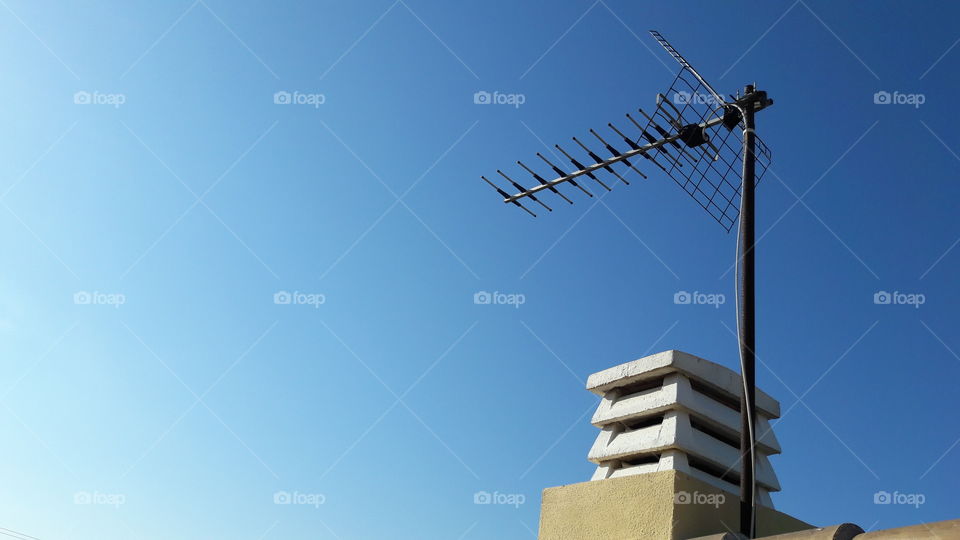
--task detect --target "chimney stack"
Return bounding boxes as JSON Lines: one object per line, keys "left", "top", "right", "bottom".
{"left": 586, "top": 350, "right": 782, "bottom": 507}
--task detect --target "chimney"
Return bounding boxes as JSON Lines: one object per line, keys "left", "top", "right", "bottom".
{"left": 537, "top": 350, "right": 815, "bottom": 539}
{"left": 585, "top": 349, "right": 781, "bottom": 507}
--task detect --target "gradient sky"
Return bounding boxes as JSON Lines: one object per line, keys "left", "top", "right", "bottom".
{"left": 1, "top": 1, "right": 959, "bottom": 539}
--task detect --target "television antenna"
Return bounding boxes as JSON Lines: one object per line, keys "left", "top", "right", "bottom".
{"left": 480, "top": 30, "right": 774, "bottom": 538}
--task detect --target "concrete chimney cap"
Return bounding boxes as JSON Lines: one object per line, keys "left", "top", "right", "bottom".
{"left": 586, "top": 349, "right": 781, "bottom": 419}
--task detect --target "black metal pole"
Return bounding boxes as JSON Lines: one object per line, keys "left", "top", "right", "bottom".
{"left": 739, "top": 84, "right": 757, "bottom": 539}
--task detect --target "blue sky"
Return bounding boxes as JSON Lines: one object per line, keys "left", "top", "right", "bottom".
{"left": 1, "top": 1, "right": 958, "bottom": 538}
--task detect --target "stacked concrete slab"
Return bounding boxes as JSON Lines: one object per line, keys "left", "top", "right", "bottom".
{"left": 586, "top": 350, "right": 782, "bottom": 508}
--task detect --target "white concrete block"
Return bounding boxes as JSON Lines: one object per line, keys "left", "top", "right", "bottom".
{"left": 588, "top": 410, "right": 780, "bottom": 492}
{"left": 592, "top": 450, "right": 775, "bottom": 507}
{"left": 591, "top": 373, "right": 781, "bottom": 455}
{"left": 586, "top": 350, "right": 780, "bottom": 418}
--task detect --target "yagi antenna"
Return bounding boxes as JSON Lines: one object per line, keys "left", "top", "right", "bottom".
{"left": 478, "top": 30, "right": 775, "bottom": 539}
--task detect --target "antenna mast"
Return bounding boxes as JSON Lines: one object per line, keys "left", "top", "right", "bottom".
{"left": 480, "top": 31, "right": 774, "bottom": 538}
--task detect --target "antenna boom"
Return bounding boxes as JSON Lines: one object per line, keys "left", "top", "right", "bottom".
{"left": 502, "top": 114, "right": 727, "bottom": 204}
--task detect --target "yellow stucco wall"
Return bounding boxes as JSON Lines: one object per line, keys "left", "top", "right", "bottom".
{"left": 539, "top": 470, "right": 678, "bottom": 539}
{"left": 539, "top": 470, "right": 813, "bottom": 540}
